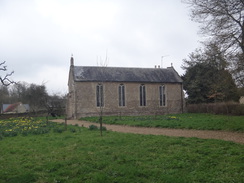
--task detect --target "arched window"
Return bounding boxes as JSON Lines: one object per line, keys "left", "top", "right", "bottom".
{"left": 140, "top": 84, "right": 146, "bottom": 106}
{"left": 96, "top": 84, "right": 104, "bottom": 107}
{"left": 159, "top": 85, "right": 166, "bottom": 106}
{"left": 119, "top": 84, "right": 125, "bottom": 106}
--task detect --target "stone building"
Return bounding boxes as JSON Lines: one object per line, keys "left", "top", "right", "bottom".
{"left": 66, "top": 56, "right": 184, "bottom": 119}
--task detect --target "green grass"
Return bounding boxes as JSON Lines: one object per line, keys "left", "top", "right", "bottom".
{"left": 81, "top": 113, "right": 244, "bottom": 132}
{"left": 0, "top": 119, "right": 244, "bottom": 183}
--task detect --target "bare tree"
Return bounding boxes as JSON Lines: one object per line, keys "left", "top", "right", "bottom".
{"left": 45, "top": 94, "right": 66, "bottom": 117}
{"left": 183, "top": 0, "right": 244, "bottom": 85}
{"left": 0, "top": 61, "right": 15, "bottom": 86}
{"left": 26, "top": 84, "right": 49, "bottom": 112}
{"left": 184, "top": 0, "right": 244, "bottom": 53}
{"left": 9, "top": 82, "right": 29, "bottom": 103}
{"left": 7, "top": 82, "right": 49, "bottom": 112}
{"left": 96, "top": 52, "right": 109, "bottom": 136}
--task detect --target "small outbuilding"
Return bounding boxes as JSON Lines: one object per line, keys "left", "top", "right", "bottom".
{"left": 1, "top": 102, "right": 30, "bottom": 114}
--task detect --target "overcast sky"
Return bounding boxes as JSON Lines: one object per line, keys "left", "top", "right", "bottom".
{"left": 0, "top": 0, "right": 202, "bottom": 95}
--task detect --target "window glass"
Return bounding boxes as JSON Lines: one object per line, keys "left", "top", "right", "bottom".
{"left": 96, "top": 84, "right": 104, "bottom": 107}
{"left": 119, "top": 84, "right": 125, "bottom": 106}
{"left": 140, "top": 84, "right": 146, "bottom": 106}
{"left": 159, "top": 85, "right": 166, "bottom": 106}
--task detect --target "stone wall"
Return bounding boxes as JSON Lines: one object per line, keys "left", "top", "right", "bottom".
{"left": 67, "top": 81, "right": 184, "bottom": 119}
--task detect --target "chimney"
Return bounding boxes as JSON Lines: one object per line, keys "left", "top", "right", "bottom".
{"left": 158, "top": 65, "right": 160, "bottom": 68}
{"left": 155, "top": 65, "right": 157, "bottom": 68}
{"left": 70, "top": 54, "right": 74, "bottom": 66}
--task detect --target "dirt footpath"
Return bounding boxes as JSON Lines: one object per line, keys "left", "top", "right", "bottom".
{"left": 51, "top": 119, "right": 244, "bottom": 144}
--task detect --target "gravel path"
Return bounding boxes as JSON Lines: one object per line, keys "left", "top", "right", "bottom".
{"left": 51, "top": 119, "right": 244, "bottom": 144}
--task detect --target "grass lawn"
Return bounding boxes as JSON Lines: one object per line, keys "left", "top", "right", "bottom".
{"left": 81, "top": 113, "right": 244, "bottom": 132}
{"left": 0, "top": 118, "right": 244, "bottom": 183}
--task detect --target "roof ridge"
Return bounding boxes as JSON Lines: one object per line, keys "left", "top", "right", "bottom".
{"left": 74, "top": 65, "right": 170, "bottom": 70}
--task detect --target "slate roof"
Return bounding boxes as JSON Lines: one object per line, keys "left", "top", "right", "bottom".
{"left": 73, "top": 66, "right": 183, "bottom": 83}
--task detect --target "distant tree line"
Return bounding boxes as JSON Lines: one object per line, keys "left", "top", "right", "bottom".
{"left": 1, "top": 61, "right": 65, "bottom": 116}
{"left": 0, "top": 82, "right": 66, "bottom": 116}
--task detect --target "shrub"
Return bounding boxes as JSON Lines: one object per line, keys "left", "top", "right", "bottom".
{"left": 69, "top": 128, "right": 76, "bottom": 133}
{"left": 231, "top": 104, "right": 244, "bottom": 115}
{"left": 89, "top": 125, "right": 107, "bottom": 131}
{"left": 21, "top": 131, "right": 29, "bottom": 136}
{"left": 100, "top": 126, "right": 107, "bottom": 131}
{"left": 2, "top": 131, "right": 18, "bottom": 137}
{"left": 187, "top": 102, "right": 244, "bottom": 115}
{"left": 0, "top": 134, "right": 3, "bottom": 140}
{"left": 89, "top": 125, "right": 98, "bottom": 130}
{"left": 53, "top": 127, "right": 65, "bottom": 133}
{"left": 31, "top": 128, "right": 50, "bottom": 135}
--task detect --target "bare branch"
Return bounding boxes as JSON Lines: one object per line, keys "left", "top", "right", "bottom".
{"left": 0, "top": 61, "right": 7, "bottom": 71}
{"left": 0, "top": 61, "right": 15, "bottom": 86}
{"left": 183, "top": 0, "right": 244, "bottom": 85}
{"left": 184, "top": 0, "right": 244, "bottom": 53}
